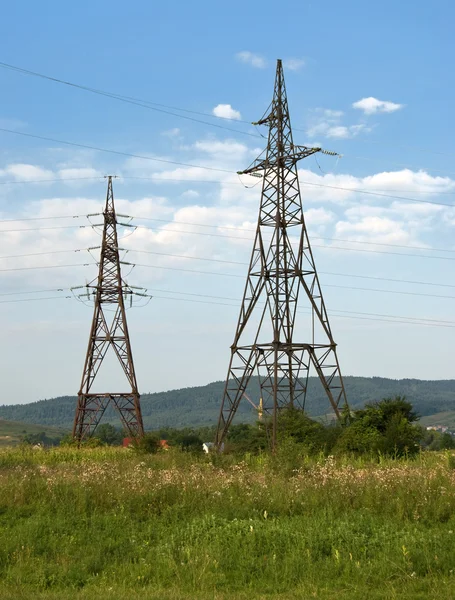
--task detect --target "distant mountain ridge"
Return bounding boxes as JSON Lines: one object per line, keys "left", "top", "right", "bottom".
{"left": 0, "top": 376, "right": 454, "bottom": 430}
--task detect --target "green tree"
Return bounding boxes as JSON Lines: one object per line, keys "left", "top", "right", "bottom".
{"left": 336, "top": 396, "right": 422, "bottom": 457}
{"left": 227, "top": 423, "right": 267, "bottom": 453}
{"left": 176, "top": 433, "right": 203, "bottom": 453}
{"left": 22, "top": 431, "right": 61, "bottom": 446}
{"left": 440, "top": 432, "right": 455, "bottom": 450}
{"left": 276, "top": 407, "right": 336, "bottom": 454}
{"left": 133, "top": 432, "right": 161, "bottom": 454}
{"left": 94, "top": 423, "right": 123, "bottom": 446}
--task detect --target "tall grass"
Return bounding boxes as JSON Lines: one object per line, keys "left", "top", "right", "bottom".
{"left": 1, "top": 446, "right": 455, "bottom": 599}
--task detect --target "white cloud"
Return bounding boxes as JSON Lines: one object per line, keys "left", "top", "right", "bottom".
{"left": 181, "top": 189, "right": 200, "bottom": 199}
{"left": 162, "top": 128, "right": 181, "bottom": 138}
{"left": 298, "top": 167, "right": 455, "bottom": 212}
{"left": 361, "top": 169, "right": 454, "bottom": 195}
{"left": 334, "top": 215, "right": 415, "bottom": 246}
{"left": 283, "top": 58, "right": 305, "bottom": 71}
{"left": 193, "top": 139, "right": 250, "bottom": 158}
{"left": 236, "top": 51, "right": 267, "bottom": 69}
{"left": 4, "top": 149, "right": 453, "bottom": 297}
{"left": 326, "top": 126, "right": 350, "bottom": 139}
{"left": 309, "top": 123, "right": 369, "bottom": 140}
{"left": 212, "top": 104, "right": 241, "bottom": 120}
{"left": 58, "top": 167, "right": 102, "bottom": 180}
{"left": 307, "top": 109, "right": 370, "bottom": 139}
{"left": 323, "top": 109, "right": 344, "bottom": 119}
{"left": 304, "top": 208, "right": 336, "bottom": 226}
{"left": 353, "top": 97, "right": 404, "bottom": 115}
{"left": 0, "top": 164, "right": 53, "bottom": 181}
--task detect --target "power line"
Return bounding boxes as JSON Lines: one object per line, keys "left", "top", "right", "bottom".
{"left": 320, "top": 270, "right": 455, "bottom": 290}
{"left": 146, "top": 293, "right": 455, "bottom": 329}
{"left": 130, "top": 260, "right": 455, "bottom": 299}
{"left": 0, "top": 248, "right": 90, "bottom": 260}
{"left": 0, "top": 295, "right": 71, "bottom": 304}
{"left": 298, "top": 180, "right": 455, "bottom": 208}
{"left": 1, "top": 287, "right": 451, "bottom": 329}
{"left": 0, "top": 62, "right": 252, "bottom": 123}
{"left": 3, "top": 173, "right": 455, "bottom": 201}
{"left": 0, "top": 287, "right": 68, "bottom": 297}
{"left": 4, "top": 62, "right": 455, "bottom": 180}
{"left": 0, "top": 177, "right": 103, "bottom": 186}
{"left": 325, "top": 283, "right": 455, "bottom": 300}
{"left": 349, "top": 154, "right": 455, "bottom": 179}
{"left": 127, "top": 261, "right": 243, "bottom": 278}
{"left": 0, "top": 221, "right": 452, "bottom": 270}
{"left": 126, "top": 248, "right": 246, "bottom": 265}
{"left": 1, "top": 280, "right": 453, "bottom": 328}
{"left": 0, "top": 262, "right": 95, "bottom": 273}
{"left": 315, "top": 243, "right": 455, "bottom": 261}
{"left": 4, "top": 61, "right": 455, "bottom": 169}
{"left": 126, "top": 223, "right": 455, "bottom": 262}
{"left": 0, "top": 224, "right": 92, "bottom": 233}
{"left": 0, "top": 128, "right": 234, "bottom": 174}
{"left": 1, "top": 167, "right": 455, "bottom": 214}
{"left": 124, "top": 248, "right": 455, "bottom": 289}
{"left": 0, "top": 214, "right": 97, "bottom": 224}
{"left": 129, "top": 216, "right": 455, "bottom": 254}
{"left": 311, "top": 135, "right": 455, "bottom": 161}
{"left": 0, "top": 213, "right": 453, "bottom": 262}
{"left": 0, "top": 61, "right": 260, "bottom": 138}
{"left": 142, "top": 286, "right": 455, "bottom": 325}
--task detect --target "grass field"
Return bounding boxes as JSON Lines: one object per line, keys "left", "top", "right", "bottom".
{"left": 0, "top": 420, "right": 67, "bottom": 447}
{"left": 1, "top": 446, "right": 455, "bottom": 599}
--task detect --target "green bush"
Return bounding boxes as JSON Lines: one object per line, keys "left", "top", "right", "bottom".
{"left": 132, "top": 432, "right": 161, "bottom": 454}
{"left": 335, "top": 396, "right": 422, "bottom": 457}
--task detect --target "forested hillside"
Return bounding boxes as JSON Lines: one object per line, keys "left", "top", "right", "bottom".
{"left": 0, "top": 376, "right": 454, "bottom": 430}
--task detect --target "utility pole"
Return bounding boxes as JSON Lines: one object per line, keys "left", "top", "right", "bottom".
{"left": 73, "top": 176, "right": 144, "bottom": 442}
{"left": 215, "top": 59, "right": 348, "bottom": 451}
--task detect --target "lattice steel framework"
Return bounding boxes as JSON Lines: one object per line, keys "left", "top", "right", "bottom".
{"left": 73, "top": 176, "right": 144, "bottom": 442}
{"left": 216, "top": 59, "right": 348, "bottom": 450}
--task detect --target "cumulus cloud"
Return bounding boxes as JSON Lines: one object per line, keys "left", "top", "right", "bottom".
{"left": 181, "top": 189, "right": 200, "bottom": 199}
{"left": 352, "top": 97, "right": 404, "bottom": 115}
{"left": 304, "top": 208, "right": 336, "bottom": 226}
{"left": 236, "top": 51, "right": 267, "bottom": 69}
{"left": 58, "top": 167, "right": 102, "bottom": 180}
{"left": 193, "top": 139, "right": 250, "bottom": 158}
{"left": 283, "top": 58, "right": 305, "bottom": 71}
{"left": 334, "top": 215, "right": 413, "bottom": 245}
{"left": 298, "top": 167, "right": 455, "bottom": 206}
{"left": 4, "top": 146, "right": 454, "bottom": 297}
{"left": 307, "top": 109, "right": 370, "bottom": 139}
{"left": 0, "top": 163, "right": 53, "bottom": 181}
{"left": 327, "top": 125, "right": 369, "bottom": 139}
{"left": 212, "top": 104, "right": 241, "bottom": 120}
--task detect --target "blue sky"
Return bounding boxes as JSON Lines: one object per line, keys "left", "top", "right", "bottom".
{"left": 0, "top": 0, "right": 454, "bottom": 404}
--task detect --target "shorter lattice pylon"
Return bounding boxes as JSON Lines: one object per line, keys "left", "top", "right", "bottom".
{"left": 73, "top": 176, "right": 144, "bottom": 442}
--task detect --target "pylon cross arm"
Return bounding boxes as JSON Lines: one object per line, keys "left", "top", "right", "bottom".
{"left": 238, "top": 146, "right": 322, "bottom": 176}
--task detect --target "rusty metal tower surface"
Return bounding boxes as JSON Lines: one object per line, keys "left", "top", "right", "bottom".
{"left": 73, "top": 176, "right": 144, "bottom": 442}
{"left": 216, "top": 59, "right": 348, "bottom": 450}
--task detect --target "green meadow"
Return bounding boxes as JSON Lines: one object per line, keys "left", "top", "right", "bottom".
{"left": 0, "top": 446, "right": 454, "bottom": 599}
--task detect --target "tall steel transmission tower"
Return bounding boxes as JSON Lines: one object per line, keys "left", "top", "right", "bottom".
{"left": 73, "top": 176, "right": 145, "bottom": 442}
{"left": 216, "top": 59, "right": 348, "bottom": 450}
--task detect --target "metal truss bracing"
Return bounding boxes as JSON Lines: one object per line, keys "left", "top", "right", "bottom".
{"left": 216, "top": 59, "right": 348, "bottom": 450}
{"left": 73, "top": 176, "right": 144, "bottom": 442}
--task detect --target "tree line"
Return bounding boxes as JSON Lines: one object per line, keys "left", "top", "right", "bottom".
{"left": 22, "top": 395, "right": 454, "bottom": 457}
